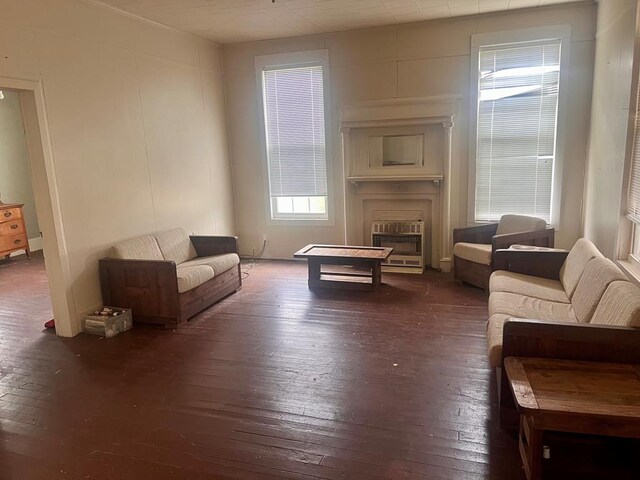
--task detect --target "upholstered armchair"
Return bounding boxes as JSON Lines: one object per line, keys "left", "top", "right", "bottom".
{"left": 452, "top": 215, "right": 555, "bottom": 290}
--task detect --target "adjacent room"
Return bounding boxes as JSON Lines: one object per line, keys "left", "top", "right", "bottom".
{"left": 1, "top": 0, "right": 639, "bottom": 478}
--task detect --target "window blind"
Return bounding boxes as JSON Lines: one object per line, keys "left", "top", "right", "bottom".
{"left": 627, "top": 73, "right": 640, "bottom": 222}
{"left": 262, "top": 65, "right": 327, "bottom": 198}
{"left": 475, "top": 40, "right": 561, "bottom": 223}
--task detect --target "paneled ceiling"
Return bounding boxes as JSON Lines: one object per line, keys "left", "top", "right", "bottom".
{"left": 94, "top": 0, "right": 588, "bottom": 44}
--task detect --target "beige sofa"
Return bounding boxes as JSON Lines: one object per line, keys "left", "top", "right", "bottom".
{"left": 99, "top": 228, "right": 241, "bottom": 328}
{"left": 486, "top": 238, "right": 640, "bottom": 428}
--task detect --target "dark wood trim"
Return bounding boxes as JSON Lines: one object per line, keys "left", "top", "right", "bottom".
{"left": 491, "top": 228, "right": 555, "bottom": 252}
{"left": 453, "top": 223, "right": 498, "bottom": 245}
{"left": 453, "top": 255, "right": 491, "bottom": 290}
{"left": 190, "top": 235, "right": 239, "bottom": 257}
{"left": 492, "top": 249, "right": 569, "bottom": 279}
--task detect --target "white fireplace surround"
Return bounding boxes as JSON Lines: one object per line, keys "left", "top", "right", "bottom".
{"left": 340, "top": 96, "right": 459, "bottom": 272}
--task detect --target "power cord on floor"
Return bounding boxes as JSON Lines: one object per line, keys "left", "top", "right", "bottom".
{"left": 241, "top": 239, "right": 266, "bottom": 280}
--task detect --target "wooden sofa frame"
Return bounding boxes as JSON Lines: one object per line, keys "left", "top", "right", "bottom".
{"left": 453, "top": 223, "right": 555, "bottom": 290}
{"left": 99, "top": 235, "right": 241, "bottom": 328}
{"left": 492, "top": 249, "right": 640, "bottom": 431}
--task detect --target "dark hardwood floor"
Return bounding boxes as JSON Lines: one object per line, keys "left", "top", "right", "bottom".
{"left": 0, "top": 254, "right": 524, "bottom": 479}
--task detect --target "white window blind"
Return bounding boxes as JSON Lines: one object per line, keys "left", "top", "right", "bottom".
{"left": 475, "top": 40, "right": 561, "bottom": 223}
{"left": 262, "top": 64, "right": 328, "bottom": 219}
{"left": 627, "top": 73, "right": 640, "bottom": 222}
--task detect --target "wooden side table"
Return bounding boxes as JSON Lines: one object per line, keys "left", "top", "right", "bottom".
{"left": 504, "top": 357, "right": 640, "bottom": 480}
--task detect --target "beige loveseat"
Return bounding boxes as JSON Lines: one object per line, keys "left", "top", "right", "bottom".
{"left": 99, "top": 228, "right": 241, "bottom": 328}
{"left": 486, "top": 238, "right": 640, "bottom": 427}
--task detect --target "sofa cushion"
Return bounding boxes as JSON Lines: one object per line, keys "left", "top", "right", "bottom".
{"left": 489, "top": 271, "right": 569, "bottom": 303}
{"left": 590, "top": 281, "right": 640, "bottom": 327}
{"left": 489, "top": 291, "right": 578, "bottom": 323}
{"left": 496, "top": 215, "right": 546, "bottom": 235}
{"left": 571, "top": 257, "right": 628, "bottom": 323}
{"left": 111, "top": 235, "right": 163, "bottom": 260}
{"left": 559, "top": 238, "right": 603, "bottom": 299}
{"left": 180, "top": 253, "right": 240, "bottom": 275}
{"left": 487, "top": 314, "right": 511, "bottom": 368}
{"left": 176, "top": 265, "right": 214, "bottom": 293}
{"left": 453, "top": 242, "right": 492, "bottom": 265}
{"left": 156, "top": 228, "right": 197, "bottom": 265}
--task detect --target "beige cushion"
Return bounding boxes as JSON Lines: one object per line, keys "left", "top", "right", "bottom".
{"left": 453, "top": 242, "right": 492, "bottom": 265}
{"left": 489, "top": 291, "right": 578, "bottom": 323}
{"left": 489, "top": 271, "right": 569, "bottom": 303}
{"left": 110, "top": 235, "right": 163, "bottom": 260}
{"left": 559, "top": 238, "right": 603, "bottom": 299}
{"left": 487, "top": 314, "right": 511, "bottom": 368}
{"left": 180, "top": 253, "right": 240, "bottom": 275}
{"left": 175, "top": 265, "right": 214, "bottom": 293}
{"left": 571, "top": 257, "right": 627, "bottom": 323}
{"left": 496, "top": 214, "right": 546, "bottom": 235}
{"left": 590, "top": 281, "right": 640, "bottom": 327}
{"left": 156, "top": 228, "right": 196, "bottom": 265}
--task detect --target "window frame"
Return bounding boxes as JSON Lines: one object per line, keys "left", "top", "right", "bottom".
{"left": 468, "top": 25, "right": 571, "bottom": 228}
{"left": 616, "top": 7, "right": 640, "bottom": 285}
{"left": 255, "top": 50, "right": 333, "bottom": 225}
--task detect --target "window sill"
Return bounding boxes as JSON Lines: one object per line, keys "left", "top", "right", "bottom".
{"left": 617, "top": 259, "right": 640, "bottom": 287}
{"left": 266, "top": 217, "right": 334, "bottom": 227}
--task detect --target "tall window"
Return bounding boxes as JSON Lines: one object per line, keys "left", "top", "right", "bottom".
{"left": 625, "top": 65, "right": 640, "bottom": 266}
{"left": 474, "top": 39, "right": 562, "bottom": 223}
{"left": 260, "top": 59, "right": 328, "bottom": 221}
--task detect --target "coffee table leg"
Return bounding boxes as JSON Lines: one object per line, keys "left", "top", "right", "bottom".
{"left": 372, "top": 261, "right": 382, "bottom": 290}
{"left": 308, "top": 259, "right": 321, "bottom": 289}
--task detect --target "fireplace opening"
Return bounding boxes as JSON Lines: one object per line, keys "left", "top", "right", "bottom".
{"left": 371, "top": 221, "right": 424, "bottom": 273}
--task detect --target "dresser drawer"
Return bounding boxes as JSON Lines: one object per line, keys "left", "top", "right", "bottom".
{"left": 0, "top": 234, "right": 28, "bottom": 252}
{"left": 0, "top": 220, "right": 24, "bottom": 236}
{"left": 1, "top": 208, "right": 22, "bottom": 221}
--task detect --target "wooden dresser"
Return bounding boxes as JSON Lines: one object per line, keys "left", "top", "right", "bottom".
{"left": 0, "top": 203, "right": 30, "bottom": 259}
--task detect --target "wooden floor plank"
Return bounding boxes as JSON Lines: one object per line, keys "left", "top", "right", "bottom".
{"left": 0, "top": 252, "right": 524, "bottom": 479}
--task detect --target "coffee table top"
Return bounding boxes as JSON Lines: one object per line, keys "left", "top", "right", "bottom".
{"left": 294, "top": 244, "right": 393, "bottom": 260}
{"left": 505, "top": 357, "right": 640, "bottom": 423}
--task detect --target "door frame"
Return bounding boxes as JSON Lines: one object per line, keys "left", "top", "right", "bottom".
{"left": 1, "top": 76, "right": 76, "bottom": 337}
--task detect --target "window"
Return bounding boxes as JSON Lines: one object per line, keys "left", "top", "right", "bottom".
{"left": 625, "top": 63, "right": 640, "bottom": 267}
{"left": 471, "top": 32, "right": 567, "bottom": 224}
{"left": 258, "top": 52, "right": 329, "bottom": 221}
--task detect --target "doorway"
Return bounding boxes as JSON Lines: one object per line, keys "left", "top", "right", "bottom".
{"left": 0, "top": 77, "right": 75, "bottom": 337}
{"left": 0, "top": 89, "right": 53, "bottom": 331}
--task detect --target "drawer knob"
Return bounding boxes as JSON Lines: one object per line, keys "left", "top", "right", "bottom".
{"left": 13, "top": 239, "right": 21, "bottom": 245}
{"left": 10, "top": 224, "right": 18, "bottom": 230}
{"left": 3, "top": 211, "right": 10, "bottom": 218}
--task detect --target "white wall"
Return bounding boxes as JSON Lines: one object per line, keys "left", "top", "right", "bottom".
{"left": 0, "top": 90, "right": 41, "bottom": 241}
{"left": 0, "top": 0, "right": 235, "bottom": 335}
{"left": 223, "top": 2, "right": 597, "bottom": 259}
{"left": 583, "top": 0, "right": 637, "bottom": 259}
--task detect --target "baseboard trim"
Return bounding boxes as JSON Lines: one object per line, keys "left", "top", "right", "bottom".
{"left": 8, "top": 236, "right": 42, "bottom": 257}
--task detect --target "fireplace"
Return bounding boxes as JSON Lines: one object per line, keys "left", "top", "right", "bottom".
{"left": 371, "top": 221, "right": 424, "bottom": 273}
{"left": 340, "top": 96, "right": 458, "bottom": 272}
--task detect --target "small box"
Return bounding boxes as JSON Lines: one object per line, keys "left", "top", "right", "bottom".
{"left": 83, "top": 307, "right": 132, "bottom": 338}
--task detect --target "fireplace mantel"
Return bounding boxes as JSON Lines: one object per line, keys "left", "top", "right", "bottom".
{"left": 340, "top": 96, "right": 459, "bottom": 272}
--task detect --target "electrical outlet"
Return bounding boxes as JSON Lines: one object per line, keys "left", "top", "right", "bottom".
{"left": 262, "top": 234, "right": 267, "bottom": 242}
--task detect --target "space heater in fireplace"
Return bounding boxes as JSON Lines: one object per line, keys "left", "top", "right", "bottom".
{"left": 371, "top": 221, "right": 424, "bottom": 273}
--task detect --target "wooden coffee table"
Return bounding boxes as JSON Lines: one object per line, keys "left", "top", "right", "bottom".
{"left": 294, "top": 244, "right": 393, "bottom": 291}
{"left": 504, "top": 356, "right": 640, "bottom": 480}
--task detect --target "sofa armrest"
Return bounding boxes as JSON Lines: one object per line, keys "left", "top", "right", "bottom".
{"left": 492, "top": 249, "right": 569, "bottom": 279}
{"left": 98, "top": 258, "right": 178, "bottom": 307}
{"left": 491, "top": 227, "right": 555, "bottom": 252}
{"left": 453, "top": 223, "right": 498, "bottom": 245}
{"left": 190, "top": 235, "right": 239, "bottom": 257}
{"left": 502, "top": 318, "right": 640, "bottom": 365}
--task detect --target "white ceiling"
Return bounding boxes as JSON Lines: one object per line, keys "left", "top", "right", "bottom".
{"left": 94, "top": 0, "right": 588, "bottom": 44}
